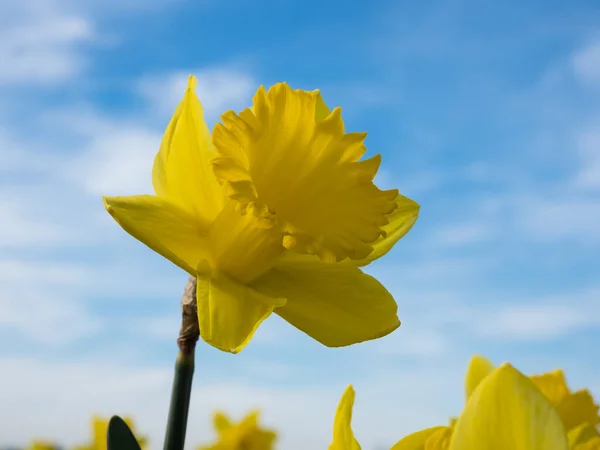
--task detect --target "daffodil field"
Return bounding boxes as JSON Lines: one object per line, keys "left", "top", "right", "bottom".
{"left": 14, "top": 354, "right": 600, "bottom": 449}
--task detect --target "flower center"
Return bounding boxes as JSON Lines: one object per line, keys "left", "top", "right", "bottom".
{"left": 211, "top": 83, "right": 397, "bottom": 263}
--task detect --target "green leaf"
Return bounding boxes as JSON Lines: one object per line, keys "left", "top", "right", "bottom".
{"left": 107, "top": 416, "right": 142, "bottom": 450}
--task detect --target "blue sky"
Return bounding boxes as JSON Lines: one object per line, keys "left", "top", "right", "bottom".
{"left": 1, "top": 0, "right": 600, "bottom": 448}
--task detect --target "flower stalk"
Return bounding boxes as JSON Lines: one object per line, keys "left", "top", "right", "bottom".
{"left": 163, "top": 276, "right": 200, "bottom": 450}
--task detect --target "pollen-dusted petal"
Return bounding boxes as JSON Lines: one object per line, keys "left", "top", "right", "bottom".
{"left": 207, "top": 200, "right": 285, "bottom": 283}
{"left": 152, "top": 75, "right": 224, "bottom": 223}
{"left": 196, "top": 269, "right": 286, "bottom": 354}
{"left": 329, "top": 385, "right": 361, "bottom": 450}
{"left": 249, "top": 253, "right": 400, "bottom": 347}
{"left": 390, "top": 427, "right": 448, "bottom": 450}
{"left": 449, "top": 363, "right": 568, "bottom": 450}
{"left": 464, "top": 355, "right": 495, "bottom": 401}
{"left": 212, "top": 82, "right": 398, "bottom": 262}
{"left": 355, "top": 194, "right": 420, "bottom": 266}
{"left": 103, "top": 195, "right": 208, "bottom": 275}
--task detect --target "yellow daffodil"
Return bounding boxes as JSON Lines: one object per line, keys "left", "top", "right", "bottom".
{"left": 103, "top": 76, "right": 419, "bottom": 353}
{"left": 329, "top": 385, "right": 361, "bottom": 450}
{"left": 74, "top": 416, "right": 147, "bottom": 450}
{"left": 465, "top": 355, "right": 600, "bottom": 434}
{"left": 392, "top": 363, "right": 568, "bottom": 449}
{"left": 27, "top": 441, "right": 59, "bottom": 450}
{"left": 393, "top": 355, "right": 599, "bottom": 450}
{"left": 198, "top": 410, "right": 277, "bottom": 450}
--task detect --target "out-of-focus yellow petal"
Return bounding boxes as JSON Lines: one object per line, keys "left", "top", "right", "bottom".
{"left": 153, "top": 75, "right": 224, "bottom": 223}
{"left": 530, "top": 370, "right": 570, "bottom": 406}
{"left": 213, "top": 412, "right": 232, "bottom": 435}
{"left": 196, "top": 269, "right": 286, "bottom": 353}
{"left": 575, "top": 437, "right": 600, "bottom": 450}
{"left": 449, "top": 363, "right": 568, "bottom": 450}
{"left": 390, "top": 427, "right": 447, "bottom": 450}
{"left": 329, "top": 385, "right": 361, "bottom": 450}
{"left": 556, "top": 389, "right": 600, "bottom": 431}
{"left": 212, "top": 83, "right": 399, "bottom": 263}
{"left": 200, "top": 410, "right": 277, "bottom": 450}
{"left": 206, "top": 200, "right": 285, "bottom": 284}
{"left": 568, "top": 423, "right": 600, "bottom": 448}
{"left": 531, "top": 370, "right": 600, "bottom": 431}
{"left": 92, "top": 417, "right": 109, "bottom": 450}
{"left": 355, "top": 194, "right": 420, "bottom": 266}
{"left": 464, "top": 354, "right": 495, "bottom": 401}
{"left": 103, "top": 195, "right": 208, "bottom": 275}
{"left": 27, "top": 441, "right": 59, "bottom": 450}
{"left": 250, "top": 254, "right": 399, "bottom": 347}
{"left": 424, "top": 427, "right": 453, "bottom": 450}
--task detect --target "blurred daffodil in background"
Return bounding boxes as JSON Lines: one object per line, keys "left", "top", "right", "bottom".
{"left": 391, "top": 355, "right": 599, "bottom": 450}
{"left": 74, "top": 416, "right": 147, "bottom": 450}
{"left": 329, "top": 385, "right": 361, "bottom": 450}
{"left": 198, "top": 411, "right": 276, "bottom": 450}
{"left": 26, "top": 441, "right": 60, "bottom": 450}
{"left": 104, "top": 76, "right": 419, "bottom": 354}
{"left": 465, "top": 355, "right": 600, "bottom": 438}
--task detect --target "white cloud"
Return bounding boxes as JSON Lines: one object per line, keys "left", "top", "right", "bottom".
{"left": 66, "top": 126, "right": 162, "bottom": 195}
{"left": 0, "top": 291, "right": 102, "bottom": 345}
{"left": 373, "top": 324, "right": 448, "bottom": 357}
{"left": 137, "top": 68, "right": 256, "bottom": 122}
{"left": 0, "top": 1, "right": 93, "bottom": 85}
{"left": 430, "top": 222, "right": 493, "bottom": 247}
{"left": 572, "top": 39, "right": 600, "bottom": 85}
{"left": 475, "top": 304, "right": 596, "bottom": 341}
{"left": 0, "top": 258, "right": 102, "bottom": 345}
{"left": 0, "top": 196, "right": 75, "bottom": 248}
{"left": 518, "top": 196, "right": 600, "bottom": 242}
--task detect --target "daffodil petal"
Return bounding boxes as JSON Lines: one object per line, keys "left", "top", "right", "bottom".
{"left": 196, "top": 269, "right": 286, "bottom": 353}
{"left": 575, "top": 437, "right": 600, "bottom": 450}
{"left": 355, "top": 194, "right": 420, "bottom": 266}
{"left": 207, "top": 200, "right": 285, "bottom": 283}
{"left": 329, "top": 385, "right": 361, "bottom": 450}
{"left": 103, "top": 195, "right": 208, "bottom": 275}
{"left": 314, "top": 90, "right": 331, "bottom": 122}
{"left": 152, "top": 75, "right": 224, "bottom": 223}
{"left": 530, "top": 370, "right": 600, "bottom": 430}
{"left": 530, "top": 370, "right": 570, "bottom": 406}
{"left": 556, "top": 389, "right": 600, "bottom": 431}
{"left": 424, "top": 427, "right": 453, "bottom": 450}
{"left": 568, "top": 423, "right": 600, "bottom": 448}
{"left": 250, "top": 254, "right": 399, "bottom": 347}
{"left": 449, "top": 363, "right": 568, "bottom": 450}
{"left": 464, "top": 354, "right": 495, "bottom": 401}
{"left": 213, "top": 412, "right": 232, "bottom": 435}
{"left": 390, "top": 427, "right": 448, "bottom": 450}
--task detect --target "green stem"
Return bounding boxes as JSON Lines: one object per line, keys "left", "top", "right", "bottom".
{"left": 163, "top": 350, "right": 195, "bottom": 450}
{"left": 163, "top": 276, "right": 200, "bottom": 450}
